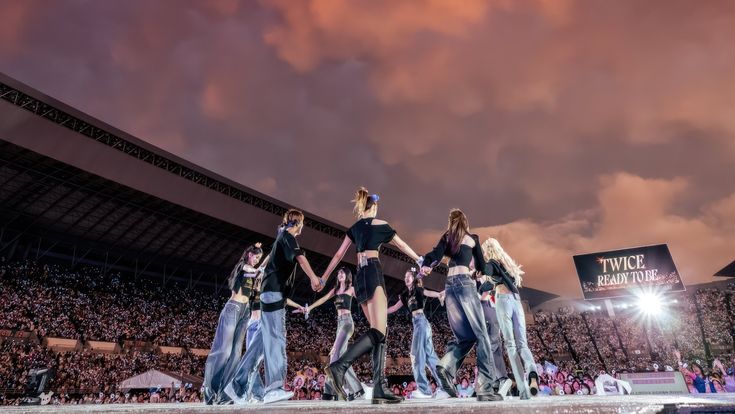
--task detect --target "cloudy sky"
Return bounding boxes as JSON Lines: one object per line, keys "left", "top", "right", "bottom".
{"left": 2, "top": 0, "right": 734, "bottom": 298}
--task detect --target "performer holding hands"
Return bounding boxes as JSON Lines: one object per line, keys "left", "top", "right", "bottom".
{"left": 225, "top": 209, "right": 322, "bottom": 404}
{"left": 420, "top": 209, "right": 503, "bottom": 401}
{"left": 387, "top": 268, "right": 448, "bottom": 399}
{"left": 321, "top": 187, "right": 423, "bottom": 404}
{"left": 294, "top": 267, "right": 366, "bottom": 400}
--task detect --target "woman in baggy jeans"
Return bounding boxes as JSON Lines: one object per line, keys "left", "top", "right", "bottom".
{"left": 420, "top": 209, "right": 503, "bottom": 402}
{"left": 482, "top": 237, "right": 539, "bottom": 399}
{"left": 387, "top": 269, "right": 447, "bottom": 399}
{"left": 203, "top": 243, "right": 263, "bottom": 404}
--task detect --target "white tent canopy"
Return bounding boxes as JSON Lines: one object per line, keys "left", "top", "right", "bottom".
{"left": 118, "top": 369, "right": 202, "bottom": 390}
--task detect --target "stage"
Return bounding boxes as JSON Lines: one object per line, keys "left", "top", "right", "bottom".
{"left": 3, "top": 395, "right": 735, "bottom": 414}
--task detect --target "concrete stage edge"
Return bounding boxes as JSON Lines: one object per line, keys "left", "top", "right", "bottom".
{"left": 2, "top": 395, "right": 735, "bottom": 414}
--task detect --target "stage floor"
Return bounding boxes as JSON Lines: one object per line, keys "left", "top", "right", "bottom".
{"left": 2, "top": 394, "right": 735, "bottom": 414}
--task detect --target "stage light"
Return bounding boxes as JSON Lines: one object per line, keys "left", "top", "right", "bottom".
{"left": 636, "top": 292, "right": 663, "bottom": 316}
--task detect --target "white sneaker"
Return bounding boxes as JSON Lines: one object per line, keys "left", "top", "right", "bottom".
{"left": 433, "top": 389, "right": 451, "bottom": 399}
{"left": 411, "top": 389, "right": 433, "bottom": 399}
{"left": 498, "top": 378, "right": 513, "bottom": 397}
{"left": 263, "top": 389, "right": 294, "bottom": 404}
{"left": 363, "top": 384, "right": 373, "bottom": 400}
{"left": 223, "top": 383, "right": 249, "bottom": 405}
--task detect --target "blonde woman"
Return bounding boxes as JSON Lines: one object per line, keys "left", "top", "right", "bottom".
{"left": 482, "top": 238, "right": 539, "bottom": 399}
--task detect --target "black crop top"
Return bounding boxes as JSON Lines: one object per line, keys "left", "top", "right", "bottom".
{"left": 488, "top": 259, "right": 520, "bottom": 294}
{"left": 229, "top": 266, "right": 258, "bottom": 296}
{"left": 334, "top": 293, "right": 352, "bottom": 311}
{"left": 400, "top": 287, "right": 426, "bottom": 312}
{"left": 423, "top": 233, "right": 490, "bottom": 275}
{"left": 346, "top": 218, "right": 397, "bottom": 253}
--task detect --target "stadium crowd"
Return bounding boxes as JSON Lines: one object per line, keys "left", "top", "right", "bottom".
{"left": 2, "top": 260, "right": 735, "bottom": 404}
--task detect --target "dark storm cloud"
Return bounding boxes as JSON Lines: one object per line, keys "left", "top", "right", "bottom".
{"left": 2, "top": 0, "right": 734, "bottom": 297}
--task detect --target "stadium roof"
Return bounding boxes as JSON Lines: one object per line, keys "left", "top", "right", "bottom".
{"left": 715, "top": 260, "right": 735, "bottom": 277}
{"left": 0, "top": 71, "right": 556, "bottom": 306}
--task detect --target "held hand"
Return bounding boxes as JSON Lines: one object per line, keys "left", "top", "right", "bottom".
{"left": 310, "top": 277, "right": 323, "bottom": 292}
{"left": 673, "top": 350, "right": 681, "bottom": 360}
{"left": 292, "top": 307, "right": 305, "bottom": 314}
{"left": 420, "top": 266, "right": 432, "bottom": 276}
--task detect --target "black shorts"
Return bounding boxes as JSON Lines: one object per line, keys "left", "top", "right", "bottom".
{"left": 354, "top": 258, "right": 385, "bottom": 304}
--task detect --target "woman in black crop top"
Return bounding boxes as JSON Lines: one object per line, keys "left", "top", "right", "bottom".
{"left": 203, "top": 243, "right": 264, "bottom": 404}
{"left": 420, "top": 209, "right": 503, "bottom": 402}
{"left": 321, "top": 187, "right": 422, "bottom": 404}
{"left": 387, "top": 269, "right": 447, "bottom": 399}
{"left": 294, "top": 267, "right": 364, "bottom": 400}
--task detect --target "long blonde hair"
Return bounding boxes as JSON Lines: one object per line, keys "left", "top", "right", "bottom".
{"left": 481, "top": 238, "right": 524, "bottom": 287}
{"left": 352, "top": 187, "right": 377, "bottom": 218}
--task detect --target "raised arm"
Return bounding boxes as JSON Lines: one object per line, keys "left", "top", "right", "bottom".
{"left": 390, "top": 234, "right": 421, "bottom": 262}
{"left": 471, "top": 235, "right": 491, "bottom": 276}
{"left": 387, "top": 298, "right": 404, "bottom": 314}
{"left": 320, "top": 235, "right": 352, "bottom": 285}
{"left": 286, "top": 299, "right": 305, "bottom": 311}
{"left": 296, "top": 255, "right": 323, "bottom": 292}
{"left": 423, "top": 289, "right": 442, "bottom": 299}
{"left": 307, "top": 288, "right": 336, "bottom": 311}
{"left": 424, "top": 289, "right": 446, "bottom": 306}
{"left": 259, "top": 254, "right": 271, "bottom": 269}
{"left": 423, "top": 235, "right": 447, "bottom": 268}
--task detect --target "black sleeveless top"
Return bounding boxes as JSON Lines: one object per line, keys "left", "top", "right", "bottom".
{"left": 400, "top": 287, "right": 426, "bottom": 312}
{"left": 346, "top": 218, "right": 397, "bottom": 252}
{"left": 334, "top": 293, "right": 352, "bottom": 311}
{"left": 423, "top": 233, "right": 490, "bottom": 275}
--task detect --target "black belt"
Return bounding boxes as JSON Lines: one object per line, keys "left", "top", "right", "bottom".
{"left": 261, "top": 299, "right": 286, "bottom": 312}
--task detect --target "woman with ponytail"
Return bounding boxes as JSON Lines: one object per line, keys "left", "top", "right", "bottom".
{"left": 225, "top": 209, "right": 322, "bottom": 405}
{"left": 482, "top": 238, "right": 539, "bottom": 399}
{"left": 420, "top": 209, "right": 503, "bottom": 401}
{"left": 203, "top": 243, "right": 264, "bottom": 404}
{"left": 321, "top": 187, "right": 423, "bottom": 404}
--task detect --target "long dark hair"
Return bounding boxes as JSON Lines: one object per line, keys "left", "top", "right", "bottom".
{"left": 228, "top": 243, "right": 263, "bottom": 291}
{"left": 445, "top": 209, "right": 469, "bottom": 255}
{"left": 406, "top": 268, "right": 422, "bottom": 291}
{"left": 335, "top": 267, "right": 353, "bottom": 292}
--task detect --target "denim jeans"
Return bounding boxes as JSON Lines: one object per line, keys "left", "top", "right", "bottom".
{"left": 439, "top": 274, "right": 498, "bottom": 395}
{"left": 245, "top": 318, "right": 264, "bottom": 399}
{"left": 324, "top": 314, "right": 362, "bottom": 395}
{"left": 481, "top": 300, "right": 508, "bottom": 380}
{"left": 203, "top": 300, "right": 250, "bottom": 397}
{"left": 259, "top": 291, "right": 287, "bottom": 394}
{"left": 230, "top": 316, "right": 265, "bottom": 398}
{"left": 410, "top": 313, "right": 441, "bottom": 395}
{"left": 495, "top": 292, "right": 537, "bottom": 395}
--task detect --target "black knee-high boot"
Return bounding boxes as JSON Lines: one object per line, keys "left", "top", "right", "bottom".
{"left": 371, "top": 337, "right": 403, "bottom": 404}
{"left": 327, "top": 328, "right": 382, "bottom": 401}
